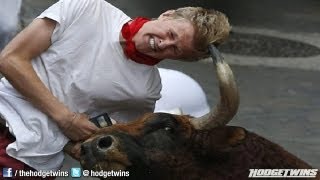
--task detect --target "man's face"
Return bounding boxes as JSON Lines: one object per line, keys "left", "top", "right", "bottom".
{"left": 132, "top": 17, "right": 196, "bottom": 60}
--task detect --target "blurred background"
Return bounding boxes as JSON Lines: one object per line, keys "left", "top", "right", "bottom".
{"left": 0, "top": 0, "right": 319, "bottom": 175}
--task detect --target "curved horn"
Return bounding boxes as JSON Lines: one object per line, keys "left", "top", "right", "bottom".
{"left": 190, "top": 45, "right": 239, "bottom": 130}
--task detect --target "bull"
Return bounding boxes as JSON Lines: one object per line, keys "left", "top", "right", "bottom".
{"left": 65, "top": 46, "right": 320, "bottom": 179}
{"left": 65, "top": 45, "right": 317, "bottom": 179}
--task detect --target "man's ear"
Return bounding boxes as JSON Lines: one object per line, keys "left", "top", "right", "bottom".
{"left": 158, "top": 10, "right": 175, "bottom": 20}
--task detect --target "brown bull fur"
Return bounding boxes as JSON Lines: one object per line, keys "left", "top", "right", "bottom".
{"left": 74, "top": 113, "right": 319, "bottom": 180}
{"left": 0, "top": 114, "right": 317, "bottom": 179}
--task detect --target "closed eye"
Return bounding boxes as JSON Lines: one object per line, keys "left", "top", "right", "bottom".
{"left": 169, "top": 31, "right": 175, "bottom": 39}
{"left": 168, "top": 30, "right": 181, "bottom": 55}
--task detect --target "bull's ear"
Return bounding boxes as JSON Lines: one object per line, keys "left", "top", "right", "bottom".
{"left": 193, "top": 126, "right": 246, "bottom": 158}
{"left": 218, "top": 126, "right": 246, "bottom": 147}
{"left": 207, "top": 126, "right": 246, "bottom": 149}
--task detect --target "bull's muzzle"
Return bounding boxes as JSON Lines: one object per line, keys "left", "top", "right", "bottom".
{"left": 82, "top": 135, "right": 115, "bottom": 157}
{"left": 80, "top": 135, "right": 116, "bottom": 169}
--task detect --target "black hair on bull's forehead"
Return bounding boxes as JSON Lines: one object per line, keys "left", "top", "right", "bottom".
{"left": 143, "top": 113, "right": 179, "bottom": 134}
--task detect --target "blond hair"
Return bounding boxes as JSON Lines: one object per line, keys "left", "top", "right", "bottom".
{"left": 170, "top": 7, "right": 231, "bottom": 60}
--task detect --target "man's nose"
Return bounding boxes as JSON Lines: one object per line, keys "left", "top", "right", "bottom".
{"left": 158, "top": 39, "right": 175, "bottom": 50}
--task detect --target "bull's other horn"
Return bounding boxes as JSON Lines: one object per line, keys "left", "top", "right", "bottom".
{"left": 190, "top": 44, "right": 239, "bottom": 130}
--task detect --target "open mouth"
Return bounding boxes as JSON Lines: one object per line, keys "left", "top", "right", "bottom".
{"left": 149, "top": 37, "right": 156, "bottom": 51}
{"left": 80, "top": 156, "right": 127, "bottom": 172}
{"left": 80, "top": 143, "right": 97, "bottom": 170}
{"left": 80, "top": 146, "right": 127, "bottom": 171}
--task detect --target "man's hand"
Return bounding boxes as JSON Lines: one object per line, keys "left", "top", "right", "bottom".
{"left": 59, "top": 113, "right": 98, "bottom": 141}
{"left": 70, "top": 142, "right": 82, "bottom": 160}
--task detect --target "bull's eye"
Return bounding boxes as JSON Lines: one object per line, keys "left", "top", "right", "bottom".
{"left": 164, "top": 127, "right": 171, "bottom": 131}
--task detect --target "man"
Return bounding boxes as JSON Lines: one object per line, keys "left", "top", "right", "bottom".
{"left": 0, "top": 0, "right": 230, "bottom": 172}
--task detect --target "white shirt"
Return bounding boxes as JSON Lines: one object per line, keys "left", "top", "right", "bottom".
{"left": 0, "top": 0, "right": 161, "bottom": 170}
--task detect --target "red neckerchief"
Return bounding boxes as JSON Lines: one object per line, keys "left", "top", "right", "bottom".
{"left": 121, "top": 17, "right": 162, "bottom": 66}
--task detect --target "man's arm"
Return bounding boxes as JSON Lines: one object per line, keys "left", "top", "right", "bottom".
{"left": 0, "top": 18, "right": 98, "bottom": 141}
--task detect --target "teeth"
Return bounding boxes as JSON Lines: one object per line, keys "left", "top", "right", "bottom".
{"left": 150, "top": 37, "right": 155, "bottom": 50}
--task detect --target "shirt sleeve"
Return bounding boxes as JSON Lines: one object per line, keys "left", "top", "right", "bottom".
{"left": 37, "top": 0, "right": 99, "bottom": 43}
{"left": 146, "top": 67, "right": 162, "bottom": 112}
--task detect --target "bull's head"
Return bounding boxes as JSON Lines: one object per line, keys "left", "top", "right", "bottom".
{"left": 65, "top": 45, "right": 313, "bottom": 179}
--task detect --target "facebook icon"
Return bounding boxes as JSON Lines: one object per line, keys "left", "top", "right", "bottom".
{"left": 2, "top": 168, "right": 13, "bottom": 177}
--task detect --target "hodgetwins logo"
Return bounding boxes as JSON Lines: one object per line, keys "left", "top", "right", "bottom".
{"left": 249, "top": 169, "right": 318, "bottom": 178}
{"left": 2, "top": 168, "right": 13, "bottom": 177}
